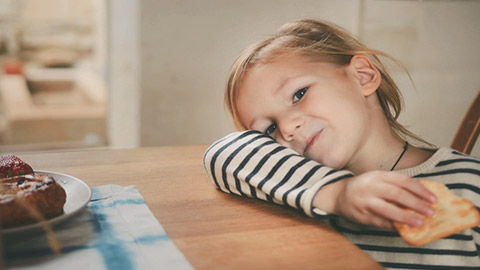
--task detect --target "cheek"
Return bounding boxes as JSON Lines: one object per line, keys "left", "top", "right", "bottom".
{"left": 236, "top": 96, "right": 261, "bottom": 128}
{"left": 318, "top": 134, "right": 350, "bottom": 169}
{"left": 301, "top": 129, "right": 346, "bottom": 169}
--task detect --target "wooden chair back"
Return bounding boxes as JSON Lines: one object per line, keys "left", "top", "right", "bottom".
{"left": 451, "top": 90, "right": 480, "bottom": 154}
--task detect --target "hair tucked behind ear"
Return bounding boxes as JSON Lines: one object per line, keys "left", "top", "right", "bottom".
{"left": 225, "top": 19, "right": 431, "bottom": 146}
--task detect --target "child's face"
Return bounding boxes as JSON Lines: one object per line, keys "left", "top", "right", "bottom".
{"left": 236, "top": 55, "right": 375, "bottom": 169}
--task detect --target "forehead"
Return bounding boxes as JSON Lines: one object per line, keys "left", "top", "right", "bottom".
{"left": 239, "top": 55, "right": 338, "bottom": 97}
{"left": 241, "top": 56, "right": 311, "bottom": 91}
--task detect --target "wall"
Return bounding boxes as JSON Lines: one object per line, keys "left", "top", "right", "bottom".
{"left": 108, "top": 0, "right": 140, "bottom": 148}
{"left": 139, "top": 0, "right": 361, "bottom": 145}
{"left": 360, "top": 0, "right": 480, "bottom": 156}
{"left": 136, "top": 0, "right": 480, "bottom": 156}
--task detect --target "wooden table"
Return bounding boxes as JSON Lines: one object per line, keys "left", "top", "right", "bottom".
{"left": 15, "top": 146, "right": 383, "bottom": 269}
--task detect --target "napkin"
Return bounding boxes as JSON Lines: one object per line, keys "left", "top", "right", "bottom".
{"left": 1, "top": 185, "right": 192, "bottom": 270}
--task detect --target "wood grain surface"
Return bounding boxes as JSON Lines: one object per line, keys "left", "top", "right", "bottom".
{"left": 15, "top": 146, "right": 383, "bottom": 270}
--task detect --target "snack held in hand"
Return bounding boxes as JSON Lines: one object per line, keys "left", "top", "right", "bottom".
{"left": 0, "top": 155, "right": 67, "bottom": 229}
{"left": 394, "top": 180, "right": 480, "bottom": 246}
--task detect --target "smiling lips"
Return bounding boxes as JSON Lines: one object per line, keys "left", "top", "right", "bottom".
{"left": 304, "top": 130, "right": 322, "bottom": 154}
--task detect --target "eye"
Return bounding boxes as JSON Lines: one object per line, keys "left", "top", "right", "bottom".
{"left": 293, "top": 87, "right": 308, "bottom": 103}
{"left": 265, "top": 123, "right": 277, "bottom": 135}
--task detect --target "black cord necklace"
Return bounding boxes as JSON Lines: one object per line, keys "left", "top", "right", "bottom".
{"left": 391, "top": 141, "right": 409, "bottom": 171}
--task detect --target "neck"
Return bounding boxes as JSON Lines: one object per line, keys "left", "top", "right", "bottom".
{"left": 390, "top": 141, "right": 409, "bottom": 171}
{"left": 347, "top": 131, "right": 435, "bottom": 175}
{"left": 345, "top": 127, "right": 436, "bottom": 175}
{"left": 344, "top": 95, "right": 432, "bottom": 174}
{"left": 345, "top": 130, "right": 406, "bottom": 174}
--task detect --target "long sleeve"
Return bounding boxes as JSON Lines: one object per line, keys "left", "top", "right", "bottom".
{"left": 204, "top": 134, "right": 480, "bottom": 269}
{"left": 203, "top": 130, "right": 353, "bottom": 217}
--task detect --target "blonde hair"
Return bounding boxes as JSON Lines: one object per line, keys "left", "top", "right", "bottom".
{"left": 225, "top": 19, "right": 430, "bottom": 146}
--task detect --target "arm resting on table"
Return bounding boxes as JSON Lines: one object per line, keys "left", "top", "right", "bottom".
{"left": 203, "top": 130, "right": 353, "bottom": 217}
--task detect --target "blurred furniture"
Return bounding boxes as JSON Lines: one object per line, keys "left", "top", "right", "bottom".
{"left": 451, "top": 90, "right": 480, "bottom": 154}
{"left": 13, "top": 146, "right": 383, "bottom": 270}
{"left": 0, "top": 0, "right": 21, "bottom": 55}
{"left": 0, "top": 67, "right": 106, "bottom": 148}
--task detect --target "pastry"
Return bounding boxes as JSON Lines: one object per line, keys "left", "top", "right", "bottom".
{"left": 394, "top": 180, "right": 480, "bottom": 246}
{"left": 0, "top": 155, "right": 66, "bottom": 229}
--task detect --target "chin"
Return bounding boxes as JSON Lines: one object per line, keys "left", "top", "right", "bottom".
{"left": 323, "top": 161, "right": 345, "bottom": 170}
{"left": 317, "top": 152, "right": 347, "bottom": 170}
{"left": 306, "top": 146, "right": 348, "bottom": 170}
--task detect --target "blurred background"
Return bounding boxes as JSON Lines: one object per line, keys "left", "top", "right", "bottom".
{"left": 0, "top": 0, "right": 479, "bottom": 157}
{"left": 0, "top": 0, "right": 107, "bottom": 152}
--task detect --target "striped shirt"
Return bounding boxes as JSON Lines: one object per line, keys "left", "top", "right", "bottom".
{"left": 203, "top": 130, "right": 480, "bottom": 270}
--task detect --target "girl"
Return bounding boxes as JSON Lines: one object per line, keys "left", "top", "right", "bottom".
{"left": 203, "top": 19, "right": 480, "bottom": 269}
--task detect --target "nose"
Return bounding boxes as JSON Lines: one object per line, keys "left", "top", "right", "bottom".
{"left": 277, "top": 113, "right": 303, "bottom": 142}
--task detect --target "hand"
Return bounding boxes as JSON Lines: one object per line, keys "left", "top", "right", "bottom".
{"left": 323, "top": 171, "right": 437, "bottom": 230}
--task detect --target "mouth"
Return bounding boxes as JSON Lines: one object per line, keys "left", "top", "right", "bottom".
{"left": 304, "top": 130, "right": 323, "bottom": 155}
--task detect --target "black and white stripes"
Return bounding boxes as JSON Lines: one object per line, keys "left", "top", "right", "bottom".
{"left": 203, "top": 130, "right": 352, "bottom": 217}
{"left": 203, "top": 131, "right": 480, "bottom": 269}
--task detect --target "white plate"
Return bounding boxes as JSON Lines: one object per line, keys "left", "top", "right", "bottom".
{"left": 1, "top": 170, "right": 92, "bottom": 234}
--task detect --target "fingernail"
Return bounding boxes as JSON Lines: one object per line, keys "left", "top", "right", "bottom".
{"left": 413, "top": 218, "right": 424, "bottom": 227}
{"left": 429, "top": 195, "right": 437, "bottom": 203}
{"left": 425, "top": 207, "right": 434, "bottom": 216}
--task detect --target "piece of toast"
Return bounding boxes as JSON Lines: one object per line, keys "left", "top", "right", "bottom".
{"left": 394, "top": 180, "right": 480, "bottom": 246}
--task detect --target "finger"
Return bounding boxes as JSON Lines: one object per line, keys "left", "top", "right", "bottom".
{"left": 369, "top": 198, "right": 424, "bottom": 228}
{"left": 387, "top": 174, "right": 437, "bottom": 203}
{"left": 381, "top": 186, "right": 434, "bottom": 217}
{"left": 369, "top": 216, "right": 395, "bottom": 231}
{"left": 356, "top": 210, "right": 395, "bottom": 231}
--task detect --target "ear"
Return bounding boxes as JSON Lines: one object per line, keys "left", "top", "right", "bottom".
{"left": 349, "top": 55, "right": 381, "bottom": 96}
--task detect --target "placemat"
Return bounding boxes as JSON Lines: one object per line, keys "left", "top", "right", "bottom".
{"left": 2, "top": 185, "right": 192, "bottom": 270}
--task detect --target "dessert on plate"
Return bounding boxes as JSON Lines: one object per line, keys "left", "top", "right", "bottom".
{"left": 0, "top": 155, "right": 67, "bottom": 229}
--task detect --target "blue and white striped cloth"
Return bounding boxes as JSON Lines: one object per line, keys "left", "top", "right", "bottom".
{"left": 2, "top": 185, "right": 192, "bottom": 270}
